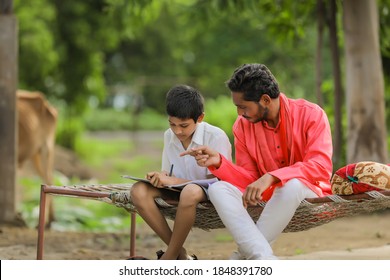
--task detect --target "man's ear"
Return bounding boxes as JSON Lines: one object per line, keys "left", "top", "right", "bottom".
{"left": 196, "top": 113, "right": 205, "bottom": 123}
{"left": 260, "top": 94, "right": 271, "bottom": 105}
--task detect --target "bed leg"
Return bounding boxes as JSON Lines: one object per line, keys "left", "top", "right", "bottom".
{"left": 130, "top": 212, "right": 136, "bottom": 257}
{"left": 36, "top": 185, "right": 47, "bottom": 260}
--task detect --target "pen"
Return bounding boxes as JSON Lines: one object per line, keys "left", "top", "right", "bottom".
{"left": 169, "top": 164, "right": 174, "bottom": 176}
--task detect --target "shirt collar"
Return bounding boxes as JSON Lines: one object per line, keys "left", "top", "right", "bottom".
{"left": 169, "top": 122, "right": 205, "bottom": 148}
{"left": 191, "top": 122, "right": 205, "bottom": 146}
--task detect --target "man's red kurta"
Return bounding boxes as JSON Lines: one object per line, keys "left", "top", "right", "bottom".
{"left": 209, "top": 93, "right": 333, "bottom": 201}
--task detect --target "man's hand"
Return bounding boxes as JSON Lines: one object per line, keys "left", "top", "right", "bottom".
{"left": 243, "top": 173, "right": 279, "bottom": 208}
{"left": 180, "top": 146, "right": 221, "bottom": 168}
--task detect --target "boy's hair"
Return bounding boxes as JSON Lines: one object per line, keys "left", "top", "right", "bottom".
{"left": 225, "top": 63, "right": 280, "bottom": 102}
{"left": 166, "top": 85, "right": 204, "bottom": 122}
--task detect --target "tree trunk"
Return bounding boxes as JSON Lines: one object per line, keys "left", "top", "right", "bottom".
{"left": 0, "top": 12, "right": 19, "bottom": 224}
{"left": 343, "top": 0, "right": 388, "bottom": 163}
{"left": 315, "top": 0, "right": 324, "bottom": 108}
{"left": 328, "top": 0, "right": 344, "bottom": 168}
{"left": 0, "top": 0, "right": 12, "bottom": 13}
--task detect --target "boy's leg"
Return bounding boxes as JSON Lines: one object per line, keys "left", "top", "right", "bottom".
{"left": 160, "top": 184, "right": 207, "bottom": 260}
{"left": 130, "top": 182, "right": 179, "bottom": 247}
{"left": 208, "top": 181, "right": 276, "bottom": 260}
{"left": 256, "top": 178, "right": 318, "bottom": 243}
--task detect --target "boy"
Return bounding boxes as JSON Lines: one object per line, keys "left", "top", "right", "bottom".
{"left": 130, "top": 84, "right": 232, "bottom": 260}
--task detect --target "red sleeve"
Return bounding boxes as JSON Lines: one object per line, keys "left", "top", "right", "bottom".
{"left": 208, "top": 117, "right": 260, "bottom": 190}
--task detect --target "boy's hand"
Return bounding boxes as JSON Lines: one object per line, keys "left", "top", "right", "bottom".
{"left": 180, "top": 146, "right": 221, "bottom": 168}
{"left": 147, "top": 171, "right": 170, "bottom": 188}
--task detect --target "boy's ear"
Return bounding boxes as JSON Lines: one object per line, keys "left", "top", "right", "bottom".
{"left": 196, "top": 113, "right": 205, "bottom": 123}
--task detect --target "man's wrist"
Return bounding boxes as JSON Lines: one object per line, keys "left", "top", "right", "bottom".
{"left": 265, "top": 173, "right": 280, "bottom": 185}
{"left": 214, "top": 154, "right": 222, "bottom": 169}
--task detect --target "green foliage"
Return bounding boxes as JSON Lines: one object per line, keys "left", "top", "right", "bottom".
{"left": 84, "top": 109, "right": 137, "bottom": 131}
{"left": 322, "top": 79, "right": 347, "bottom": 170}
{"left": 74, "top": 133, "right": 162, "bottom": 183}
{"left": 56, "top": 115, "right": 85, "bottom": 149}
{"left": 13, "top": 0, "right": 390, "bottom": 163}
{"left": 135, "top": 108, "right": 168, "bottom": 130}
{"left": 15, "top": 0, "right": 59, "bottom": 91}
{"left": 104, "top": 0, "right": 327, "bottom": 116}
{"left": 215, "top": 233, "right": 233, "bottom": 242}
{"left": 74, "top": 135, "right": 133, "bottom": 167}
{"left": 84, "top": 108, "right": 167, "bottom": 131}
{"left": 15, "top": 0, "right": 331, "bottom": 117}
{"left": 120, "top": 155, "right": 160, "bottom": 178}
{"left": 379, "top": 0, "right": 390, "bottom": 57}
{"left": 204, "top": 95, "right": 236, "bottom": 142}
{"left": 105, "top": 0, "right": 162, "bottom": 38}
{"left": 15, "top": 0, "right": 136, "bottom": 115}
{"left": 18, "top": 174, "right": 135, "bottom": 232}
{"left": 52, "top": 1, "right": 116, "bottom": 113}
{"left": 18, "top": 134, "right": 161, "bottom": 232}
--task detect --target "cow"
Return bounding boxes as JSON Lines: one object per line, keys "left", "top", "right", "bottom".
{"left": 17, "top": 90, "right": 58, "bottom": 227}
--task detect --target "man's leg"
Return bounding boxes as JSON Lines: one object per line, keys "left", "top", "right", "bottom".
{"left": 208, "top": 181, "right": 276, "bottom": 260}
{"left": 256, "top": 178, "right": 318, "bottom": 243}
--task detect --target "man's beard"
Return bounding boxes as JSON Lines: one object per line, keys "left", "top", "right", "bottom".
{"left": 249, "top": 104, "right": 268, "bottom": 123}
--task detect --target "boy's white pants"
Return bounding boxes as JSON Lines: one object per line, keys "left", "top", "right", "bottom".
{"left": 208, "top": 178, "right": 318, "bottom": 260}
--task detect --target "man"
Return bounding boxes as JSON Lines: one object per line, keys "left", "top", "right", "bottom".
{"left": 181, "top": 63, "right": 333, "bottom": 260}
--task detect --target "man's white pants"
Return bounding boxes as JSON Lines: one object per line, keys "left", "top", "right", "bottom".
{"left": 208, "top": 179, "right": 318, "bottom": 260}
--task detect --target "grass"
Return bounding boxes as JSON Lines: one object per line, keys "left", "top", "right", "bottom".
{"left": 18, "top": 173, "right": 138, "bottom": 232}
{"left": 18, "top": 132, "right": 162, "bottom": 232}
{"left": 74, "top": 135, "right": 134, "bottom": 168}
{"left": 294, "top": 248, "right": 305, "bottom": 255}
{"left": 215, "top": 234, "right": 234, "bottom": 242}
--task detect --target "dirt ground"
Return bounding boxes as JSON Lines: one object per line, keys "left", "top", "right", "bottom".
{"left": 1, "top": 212, "right": 390, "bottom": 260}
{"left": 1, "top": 131, "right": 390, "bottom": 260}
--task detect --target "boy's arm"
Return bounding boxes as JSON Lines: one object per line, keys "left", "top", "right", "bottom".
{"left": 153, "top": 130, "right": 191, "bottom": 187}
{"left": 161, "top": 130, "right": 171, "bottom": 173}
{"left": 147, "top": 171, "right": 192, "bottom": 188}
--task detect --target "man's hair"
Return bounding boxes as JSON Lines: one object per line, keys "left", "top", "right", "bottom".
{"left": 225, "top": 63, "right": 280, "bottom": 102}
{"left": 166, "top": 85, "right": 204, "bottom": 122}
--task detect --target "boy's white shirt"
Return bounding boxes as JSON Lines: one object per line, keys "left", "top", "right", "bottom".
{"left": 162, "top": 122, "right": 232, "bottom": 180}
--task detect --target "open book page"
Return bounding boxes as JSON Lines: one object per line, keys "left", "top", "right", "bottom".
{"left": 121, "top": 175, "right": 219, "bottom": 192}
{"left": 167, "top": 177, "right": 219, "bottom": 191}
{"left": 121, "top": 175, "right": 150, "bottom": 184}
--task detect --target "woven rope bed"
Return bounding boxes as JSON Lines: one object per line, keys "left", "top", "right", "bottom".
{"left": 44, "top": 183, "right": 390, "bottom": 232}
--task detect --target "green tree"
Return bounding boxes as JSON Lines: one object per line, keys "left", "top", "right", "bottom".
{"left": 192, "top": 0, "right": 389, "bottom": 166}
{"left": 105, "top": 0, "right": 324, "bottom": 113}
{"left": 15, "top": 0, "right": 158, "bottom": 147}
{"left": 15, "top": 0, "right": 59, "bottom": 92}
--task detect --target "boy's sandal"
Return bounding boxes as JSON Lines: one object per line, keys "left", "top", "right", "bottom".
{"left": 156, "top": 249, "right": 165, "bottom": 259}
{"left": 187, "top": 254, "right": 198, "bottom": 260}
{"left": 127, "top": 255, "right": 149, "bottom": 260}
{"left": 156, "top": 249, "right": 198, "bottom": 260}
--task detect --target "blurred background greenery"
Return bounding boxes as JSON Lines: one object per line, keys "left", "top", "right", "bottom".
{"left": 12, "top": 0, "right": 390, "bottom": 232}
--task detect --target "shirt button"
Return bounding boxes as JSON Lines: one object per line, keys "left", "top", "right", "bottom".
{"left": 277, "top": 146, "right": 280, "bottom": 149}
{"left": 281, "top": 161, "right": 285, "bottom": 164}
